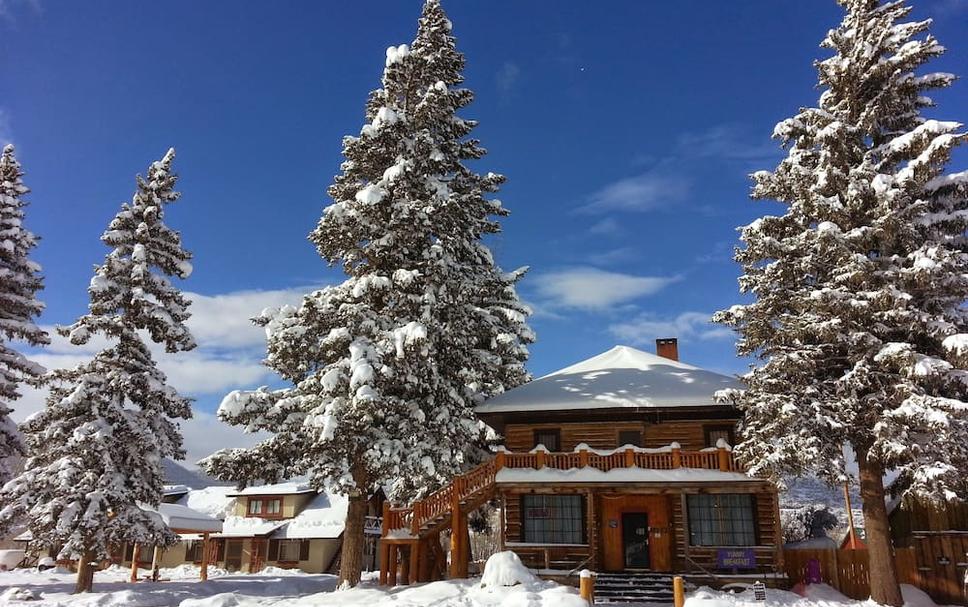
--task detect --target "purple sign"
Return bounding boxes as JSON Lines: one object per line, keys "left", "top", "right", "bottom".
{"left": 716, "top": 548, "right": 756, "bottom": 570}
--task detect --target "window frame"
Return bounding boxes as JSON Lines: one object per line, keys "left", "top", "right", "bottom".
{"left": 618, "top": 429, "right": 643, "bottom": 447}
{"left": 703, "top": 424, "right": 736, "bottom": 448}
{"left": 247, "top": 498, "right": 263, "bottom": 516}
{"left": 532, "top": 428, "right": 561, "bottom": 452}
{"left": 278, "top": 539, "right": 302, "bottom": 562}
{"left": 686, "top": 493, "right": 758, "bottom": 547}
{"left": 520, "top": 494, "right": 587, "bottom": 545}
{"left": 247, "top": 497, "right": 284, "bottom": 518}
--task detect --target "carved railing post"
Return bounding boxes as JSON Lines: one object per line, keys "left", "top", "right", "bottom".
{"left": 625, "top": 446, "right": 635, "bottom": 468}
{"left": 579, "top": 446, "right": 589, "bottom": 468}
{"left": 671, "top": 442, "right": 682, "bottom": 468}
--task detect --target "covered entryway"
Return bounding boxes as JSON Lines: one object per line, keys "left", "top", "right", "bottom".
{"left": 600, "top": 495, "right": 672, "bottom": 572}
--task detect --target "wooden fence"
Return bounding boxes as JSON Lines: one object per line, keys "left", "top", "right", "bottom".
{"left": 782, "top": 548, "right": 965, "bottom": 605}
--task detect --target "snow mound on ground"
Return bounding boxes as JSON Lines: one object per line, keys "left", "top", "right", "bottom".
{"left": 1, "top": 586, "right": 38, "bottom": 600}
{"left": 480, "top": 551, "right": 537, "bottom": 588}
{"left": 179, "top": 593, "right": 242, "bottom": 607}
{"left": 899, "top": 584, "right": 940, "bottom": 607}
{"left": 803, "top": 583, "right": 851, "bottom": 602}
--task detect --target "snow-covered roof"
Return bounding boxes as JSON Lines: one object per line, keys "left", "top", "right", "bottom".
{"left": 227, "top": 481, "right": 316, "bottom": 497}
{"left": 163, "top": 484, "right": 191, "bottom": 497}
{"left": 143, "top": 503, "right": 223, "bottom": 533}
{"left": 495, "top": 466, "right": 757, "bottom": 485}
{"left": 176, "top": 486, "right": 237, "bottom": 520}
{"left": 476, "top": 345, "right": 741, "bottom": 413}
{"left": 216, "top": 516, "right": 285, "bottom": 538}
{"left": 272, "top": 492, "right": 348, "bottom": 539}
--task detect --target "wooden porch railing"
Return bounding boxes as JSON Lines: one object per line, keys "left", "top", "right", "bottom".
{"left": 382, "top": 443, "right": 741, "bottom": 536}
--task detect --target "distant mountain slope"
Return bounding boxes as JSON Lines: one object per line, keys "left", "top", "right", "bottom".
{"left": 163, "top": 458, "right": 232, "bottom": 488}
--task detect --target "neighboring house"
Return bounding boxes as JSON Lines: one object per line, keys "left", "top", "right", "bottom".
{"left": 380, "top": 341, "right": 782, "bottom": 587}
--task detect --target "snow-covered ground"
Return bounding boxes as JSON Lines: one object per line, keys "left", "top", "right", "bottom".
{"left": 0, "top": 560, "right": 955, "bottom": 607}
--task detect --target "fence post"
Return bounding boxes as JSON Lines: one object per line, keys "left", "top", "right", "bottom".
{"left": 580, "top": 570, "right": 595, "bottom": 605}
{"left": 717, "top": 446, "right": 730, "bottom": 472}
{"left": 625, "top": 446, "right": 635, "bottom": 467}
{"left": 674, "top": 576, "right": 685, "bottom": 607}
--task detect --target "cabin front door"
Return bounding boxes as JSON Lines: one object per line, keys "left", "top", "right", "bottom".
{"left": 622, "top": 512, "right": 650, "bottom": 569}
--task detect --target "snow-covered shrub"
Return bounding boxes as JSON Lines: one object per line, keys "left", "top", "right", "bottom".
{"left": 480, "top": 551, "right": 537, "bottom": 588}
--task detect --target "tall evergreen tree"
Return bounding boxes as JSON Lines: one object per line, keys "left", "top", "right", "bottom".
{"left": 714, "top": 1, "right": 968, "bottom": 604}
{"left": 0, "top": 145, "right": 48, "bottom": 485}
{"left": 0, "top": 149, "right": 195, "bottom": 593}
{"left": 205, "top": 0, "right": 532, "bottom": 586}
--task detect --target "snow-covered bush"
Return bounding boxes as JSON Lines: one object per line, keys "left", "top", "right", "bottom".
{"left": 480, "top": 551, "right": 537, "bottom": 588}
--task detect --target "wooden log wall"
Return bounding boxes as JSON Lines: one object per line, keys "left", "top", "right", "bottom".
{"left": 502, "top": 420, "right": 738, "bottom": 452}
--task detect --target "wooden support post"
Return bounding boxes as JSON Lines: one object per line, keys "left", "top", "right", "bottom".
{"left": 674, "top": 576, "right": 685, "bottom": 607}
{"left": 200, "top": 533, "right": 210, "bottom": 582}
{"left": 680, "top": 493, "right": 691, "bottom": 568}
{"left": 625, "top": 447, "right": 635, "bottom": 467}
{"left": 671, "top": 443, "right": 682, "bottom": 468}
{"left": 458, "top": 511, "right": 470, "bottom": 578}
{"left": 586, "top": 490, "right": 597, "bottom": 570}
{"left": 495, "top": 450, "right": 505, "bottom": 471}
{"left": 535, "top": 450, "right": 545, "bottom": 469}
{"left": 499, "top": 492, "right": 507, "bottom": 552}
{"left": 379, "top": 540, "right": 391, "bottom": 585}
{"left": 449, "top": 477, "right": 462, "bottom": 579}
{"left": 579, "top": 570, "right": 595, "bottom": 604}
{"left": 387, "top": 544, "right": 400, "bottom": 586}
{"left": 772, "top": 490, "right": 784, "bottom": 570}
{"left": 718, "top": 446, "right": 730, "bottom": 472}
{"left": 129, "top": 544, "right": 140, "bottom": 583}
{"left": 578, "top": 446, "right": 589, "bottom": 468}
{"left": 150, "top": 545, "right": 161, "bottom": 582}
{"left": 409, "top": 541, "right": 420, "bottom": 585}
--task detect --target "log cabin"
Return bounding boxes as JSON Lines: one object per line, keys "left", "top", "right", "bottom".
{"left": 380, "top": 339, "right": 783, "bottom": 589}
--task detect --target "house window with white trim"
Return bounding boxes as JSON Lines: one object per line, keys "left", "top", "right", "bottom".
{"left": 278, "top": 539, "right": 301, "bottom": 561}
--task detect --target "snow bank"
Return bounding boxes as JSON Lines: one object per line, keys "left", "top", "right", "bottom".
{"left": 179, "top": 593, "right": 242, "bottom": 607}
{"left": 480, "top": 551, "right": 537, "bottom": 588}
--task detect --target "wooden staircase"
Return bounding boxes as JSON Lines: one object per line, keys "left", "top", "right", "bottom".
{"left": 379, "top": 455, "right": 501, "bottom": 585}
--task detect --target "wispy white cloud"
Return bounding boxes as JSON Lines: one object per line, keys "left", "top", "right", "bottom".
{"left": 10, "top": 285, "right": 317, "bottom": 465}
{"left": 495, "top": 62, "right": 521, "bottom": 98}
{"left": 675, "top": 124, "right": 779, "bottom": 162}
{"left": 609, "top": 311, "right": 733, "bottom": 346}
{"left": 588, "top": 217, "right": 623, "bottom": 236}
{"left": 0, "top": 0, "right": 42, "bottom": 22}
{"left": 586, "top": 246, "right": 638, "bottom": 266}
{"left": 530, "top": 266, "right": 679, "bottom": 311}
{"left": 578, "top": 168, "right": 689, "bottom": 214}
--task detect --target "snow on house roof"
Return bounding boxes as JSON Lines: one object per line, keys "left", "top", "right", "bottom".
{"left": 176, "top": 486, "right": 237, "bottom": 520}
{"left": 272, "top": 492, "right": 348, "bottom": 540}
{"left": 163, "top": 484, "right": 191, "bottom": 497}
{"left": 216, "top": 516, "right": 285, "bottom": 538}
{"left": 476, "top": 345, "right": 741, "bottom": 414}
{"left": 142, "top": 503, "right": 223, "bottom": 533}
{"left": 495, "top": 466, "right": 756, "bottom": 485}
{"left": 227, "top": 481, "right": 316, "bottom": 497}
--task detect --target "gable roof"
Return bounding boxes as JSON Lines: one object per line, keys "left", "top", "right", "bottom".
{"left": 475, "top": 345, "right": 741, "bottom": 414}
{"left": 226, "top": 481, "right": 316, "bottom": 497}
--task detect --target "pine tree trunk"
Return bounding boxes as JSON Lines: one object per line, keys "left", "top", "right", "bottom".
{"left": 339, "top": 491, "right": 368, "bottom": 587}
{"left": 857, "top": 451, "right": 903, "bottom": 606}
{"left": 74, "top": 551, "right": 96, "bottom": 593}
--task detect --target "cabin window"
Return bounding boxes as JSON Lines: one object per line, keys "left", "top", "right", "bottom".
{"left": 248, "top": 498, "right": 282, "bottom": 517}
{"left": 278, "top": 539, "right": 302, "bottom": 561}
{"left": 521, "top": 494, "right": 585, "bottom": 544}
{"left": 704, "top": 425, "right": 735, "bottom": 448}
{"left": 618, "top": 430, "right": 642, "bottom": 447}
{"left": 532, "top": 429, "right": 561, "bottom": 452}
{"left": 687, "top": 494, "right": 757, "bottom": 546}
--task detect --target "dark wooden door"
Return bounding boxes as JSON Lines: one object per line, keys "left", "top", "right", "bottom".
{"left": 622, "top": 512, "right": 650, "bottom": 569}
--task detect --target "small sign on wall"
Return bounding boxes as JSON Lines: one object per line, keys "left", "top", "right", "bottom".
{"left": 608, "top": 519, "right": 618, "bottom": 528}
{"left": 716, "top": 548, "right": 757, "bottom": 569}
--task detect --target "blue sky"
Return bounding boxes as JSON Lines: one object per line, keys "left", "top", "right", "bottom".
{"left": 2, "top": 0, "right": 967, "bottom": 462}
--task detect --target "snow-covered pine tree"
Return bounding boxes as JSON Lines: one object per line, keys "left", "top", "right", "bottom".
{"left": 714, "top": 1, "right": 968, "bottom": 604}
{"left": 0, "top": 149, "right": 195, "bottom": 593}
{"left": 0, "top": 145, "right": 49, "bottom": 485}
{"left": 204, "top": 0, "right": 532, "bottom": 586}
